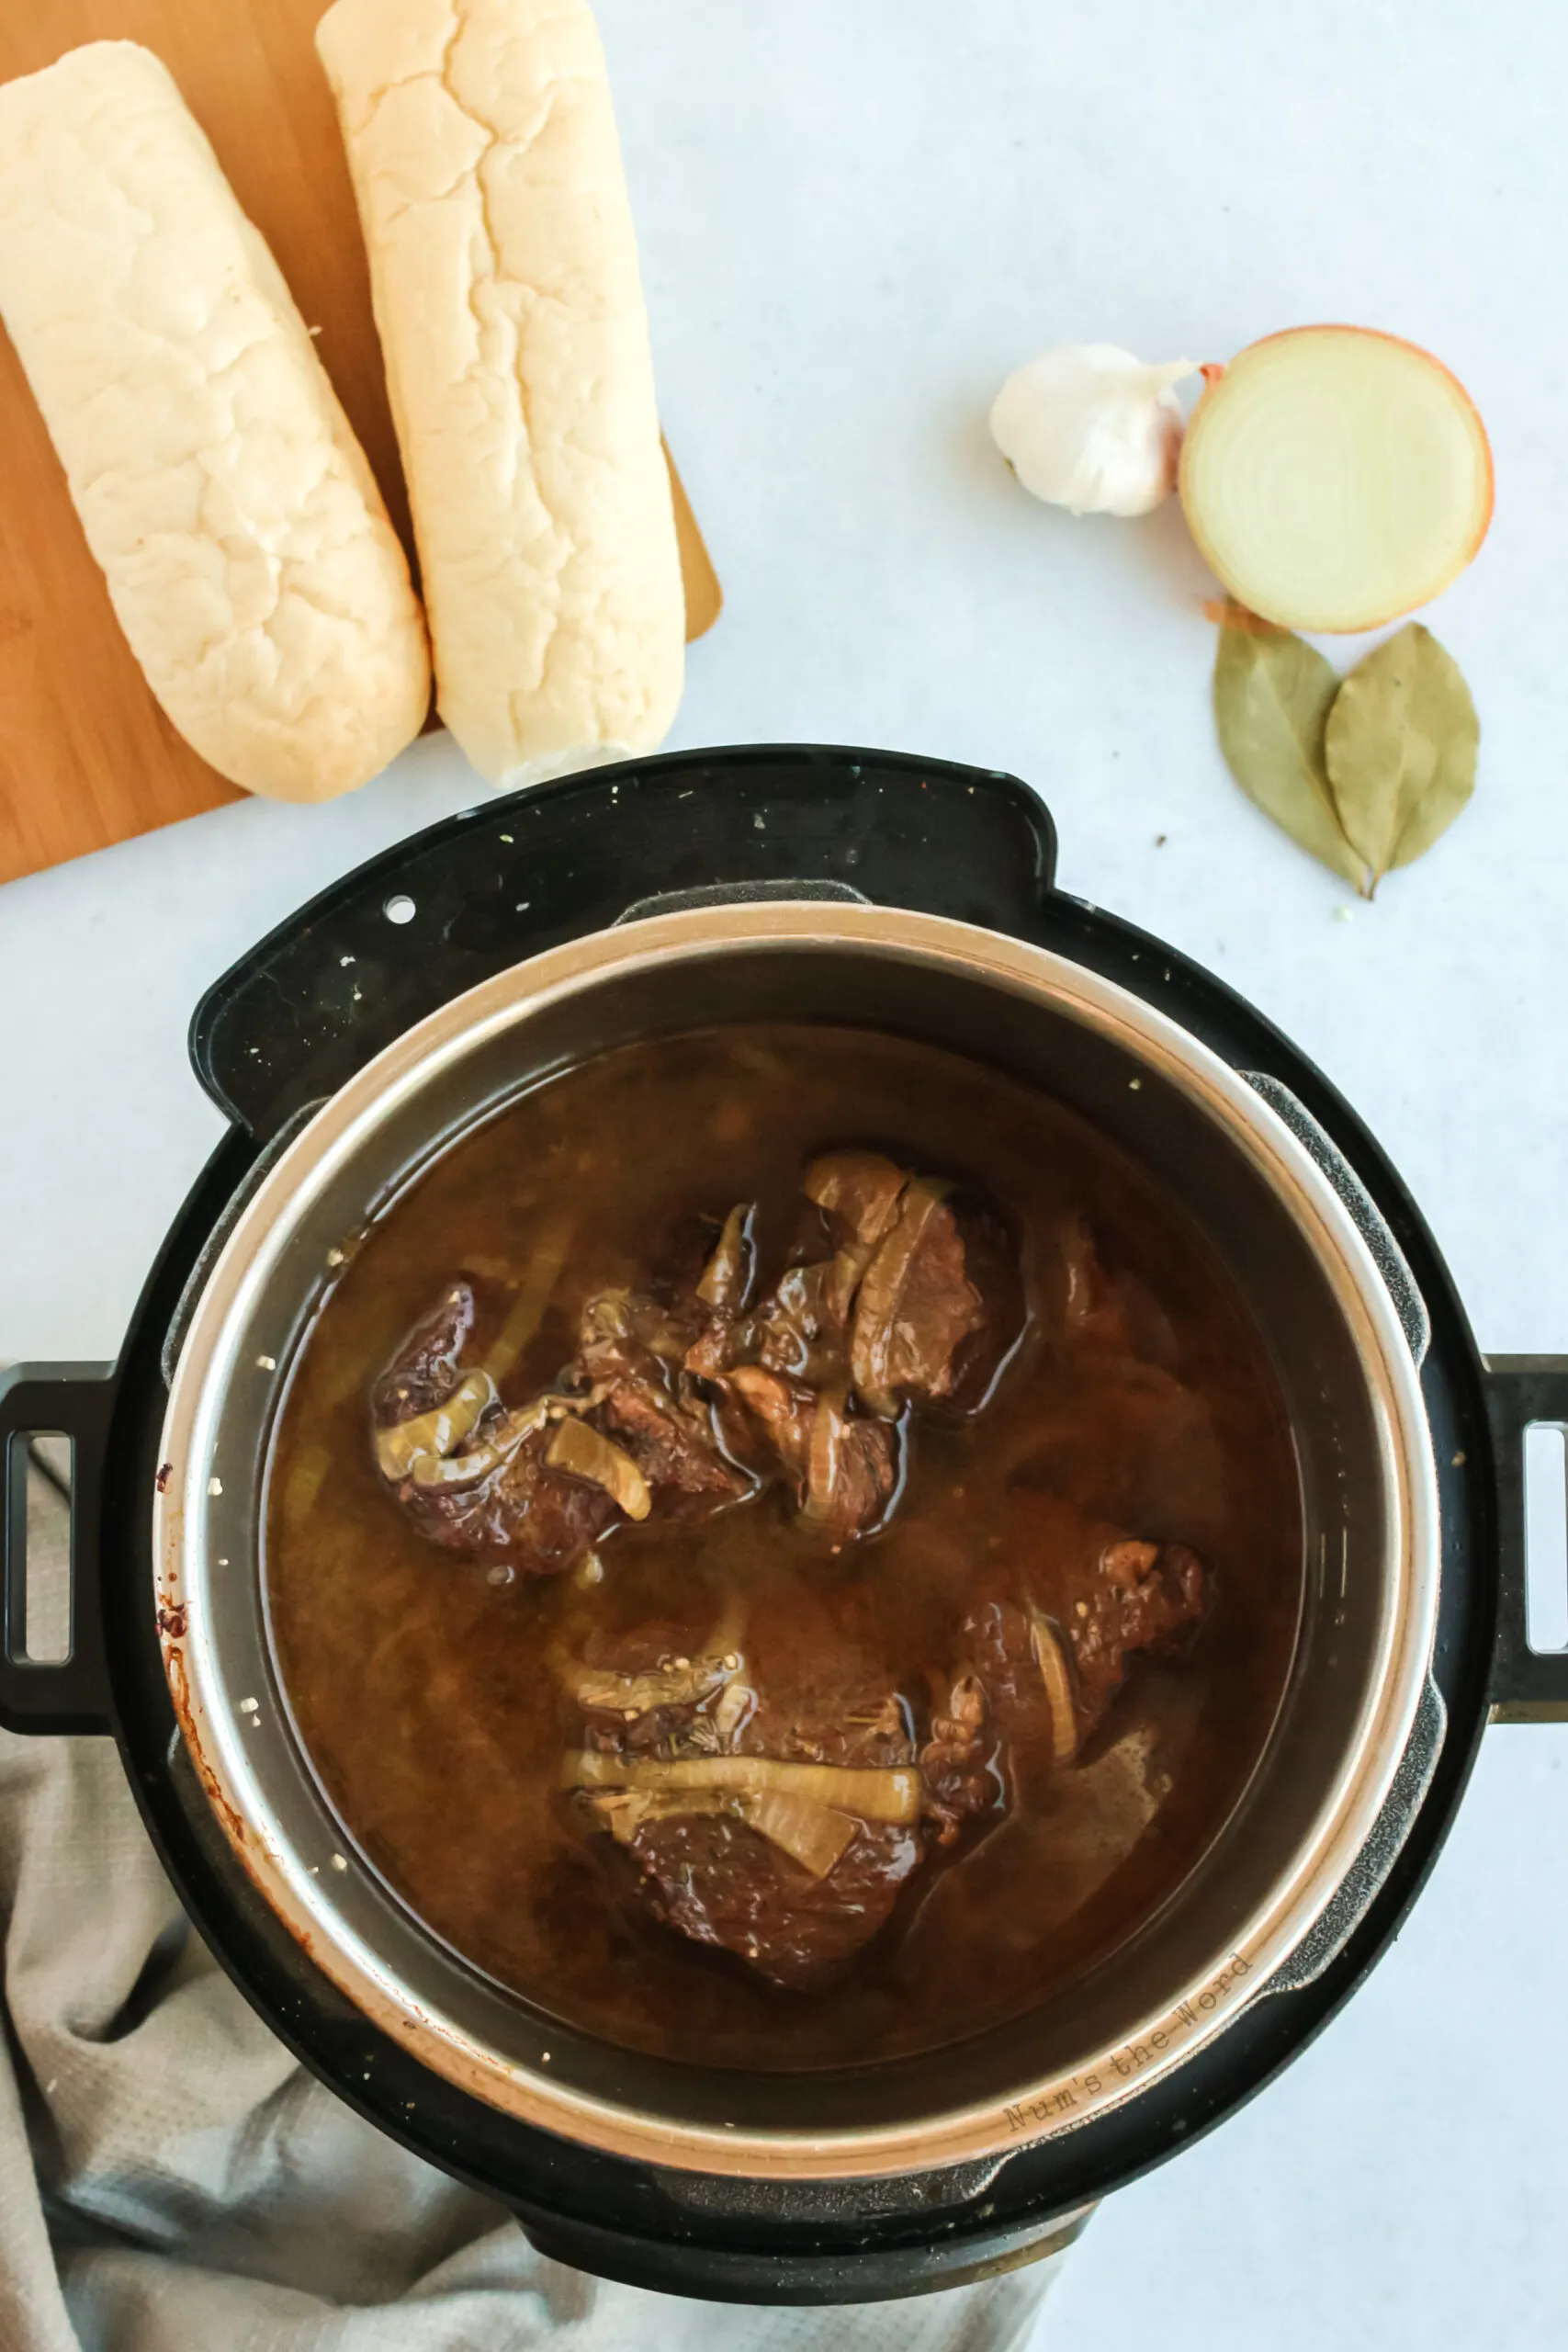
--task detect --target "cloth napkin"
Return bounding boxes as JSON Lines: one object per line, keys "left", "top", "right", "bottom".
{"left": 1, "top": 1447, "right": 1064, "bottom": 2352}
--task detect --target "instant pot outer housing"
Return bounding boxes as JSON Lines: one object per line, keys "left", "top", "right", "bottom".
{"left": 4, "top": 747, "right": 1566, "bottom": 2305}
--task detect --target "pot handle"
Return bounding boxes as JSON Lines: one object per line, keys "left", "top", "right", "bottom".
{"left": 1484, "top": 1357, "right": 1568, "bottom": 1723}
{"left": 0, "top": 1363, "right": 117, "bottom": 1736}
{"left": 186, "top": 747, "right": 1057, "bottom": 1140}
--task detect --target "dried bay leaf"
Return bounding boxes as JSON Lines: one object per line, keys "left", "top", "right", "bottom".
{"left": 1212, "top": 606, "right": 1368, "bottom": 888}
{"left": 1325, "top": 623, "right": 1478, "bottom": 890}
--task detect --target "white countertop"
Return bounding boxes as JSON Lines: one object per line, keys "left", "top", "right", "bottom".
{"left": 4, "top": 1, "right": 1566, "bottom": 2342}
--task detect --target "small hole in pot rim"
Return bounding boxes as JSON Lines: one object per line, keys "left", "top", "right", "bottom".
{"left": 384, "top": 895, "right": 417, "bottom": 926}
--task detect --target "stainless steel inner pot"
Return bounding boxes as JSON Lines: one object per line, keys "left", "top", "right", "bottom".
{"left": 153, "top": 901, "right": 1439, "bottom": 2182}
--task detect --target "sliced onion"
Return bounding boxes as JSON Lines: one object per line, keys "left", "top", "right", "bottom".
{"left": 375, "top": 1369, "right": 497, "bottom": 1480}
{"left": 545, "top": 1419, "right": 652, "bottom": 1520}
{"left": 1179, "top": 326, "right": 1493, "bottom": 632}
{"left": 1029, "top": 1611, "right": 1080, "bottom": 1763}
{"left": 803, "top": 1151, "right": 909, "bottom": 1245}
{"left": 406, "top": 1397, "right": 549, "bottom": 1489}
{"left": 562, "top": 1748, "right": 920, "bottom": 1824}
{"left": 583, "top": 1785, "right": 858, "bottom": 1879}
{"left": 585, "top": 1789, "right": 730, "bottom": 1843}
{"left": 284, "top": 1441, "right": 333, "bottom": 1520}
{"left": 557, "top": 1651, "right": 735, "bottom": 1713}
{"left": 850, "top": 1177, "right": 952, "bottom": 1418}
{"left": 709, "top": 1676, "right": 754, "bottom": 1747}
{"left": 696, "top": 1203, "right": 753, "bottom": 1309}
{"left": 736, "top": 1792, "right": 859, "bottom": 1878}
{"left": 486, "top": 1212, "right": 574, "bottom": 1381}
{"left": 802, "top": 1386, "right": 849, "bottom": 1523}
{"left": 824, "top": 1243, "right": 874, "bottom": 1322}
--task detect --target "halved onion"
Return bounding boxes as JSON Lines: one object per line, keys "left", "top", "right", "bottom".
{"left": 1179, "top": 326, "right": 1493, "bottom": 633}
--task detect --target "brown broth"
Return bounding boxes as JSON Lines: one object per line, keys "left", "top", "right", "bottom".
{"left": 264, "top": 1024, "right": 1303, "bottom": 2068}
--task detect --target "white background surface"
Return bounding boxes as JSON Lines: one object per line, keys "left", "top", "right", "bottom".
{"left": 3, "top": 2, "right": 1566, "bottom": 2344}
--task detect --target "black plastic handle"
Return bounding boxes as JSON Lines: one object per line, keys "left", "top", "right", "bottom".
{"left": 1484, "top": 1357, "right": 1568, "bottom": 1722}
{"left": 0, "top": 1363, "right": 117, "bottom": 1736}
{"left": 187, "top": 746, "right": 1057, "bottom": 1141}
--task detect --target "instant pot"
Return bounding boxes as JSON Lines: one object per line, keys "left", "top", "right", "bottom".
{"left": 4, "top": 745, "right": 1564, "bottom": 2303}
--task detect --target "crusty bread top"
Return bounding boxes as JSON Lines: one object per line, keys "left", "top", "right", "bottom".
{"left": 0, "top": 41, "right": 430, "bottom": 802}
{"left": 316, "top": 0, "right": 682, "bottom": 786}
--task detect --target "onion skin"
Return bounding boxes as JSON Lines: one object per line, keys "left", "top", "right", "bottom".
{"left": 1179, "top": 325, "right": 1494, "bottom": 635}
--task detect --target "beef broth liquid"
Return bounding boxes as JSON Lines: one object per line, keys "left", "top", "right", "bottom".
{"left": 265, "top": 1025, "right": 1303, "bottom": 2068}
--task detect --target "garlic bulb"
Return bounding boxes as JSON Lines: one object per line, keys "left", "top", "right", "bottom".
{"left": 990, "top": 346, "right": 1199, "bottom": 519}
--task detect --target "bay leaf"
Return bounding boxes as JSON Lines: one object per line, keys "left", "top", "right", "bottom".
{"left": 1324, "top": 623, "right": 1478, "bottom": 890}
{"left": 1212, "top": 608, "right": 1368, "bottom": 888}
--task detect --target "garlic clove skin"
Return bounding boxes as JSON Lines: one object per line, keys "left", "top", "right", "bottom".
{"left": 990, "top": 345, "right": 1200, "bottom": 519}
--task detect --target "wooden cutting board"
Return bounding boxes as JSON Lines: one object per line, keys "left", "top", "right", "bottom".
{"left": 0, "top": 1, "right": 721, "bottom": 888}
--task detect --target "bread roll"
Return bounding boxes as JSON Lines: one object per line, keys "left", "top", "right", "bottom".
{"left": 316, "top": 0, "right": 683, "bottom": 786}
{"left": 0, "top": 42, "right": 430, "bottom": 804}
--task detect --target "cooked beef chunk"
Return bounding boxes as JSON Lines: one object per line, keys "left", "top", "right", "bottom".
{"left": 728, "top": 1366, "right": 899, "bottom": 1541}
{"left": 562, "top": 1617, "right": 748, "bottom": 1757}
{"left": 850, "top": 1181, "right": 985, "bottom": 1415}
{"left": 393, "top": 1414, "right": 624, "bottom": 1569}
{"left": 798, "top": 1389, "right": 900, "bottom": 1539}
{"left": 371, "top": 1145, "right": 1021, "bottom": 1573}
{"left": 697, "top": 1155, "right": 1020, "bottom": 1422}
{"left": 373, "top": 1281, "right": 477, "bottom": 1424}
{"left": 804, "top": 1149, "right": 909, "bottom": 1248}
{"left": 798, "top": 1152, "right": 992, "bottom": 1416}
{"left": 963, "top": 1596, "right": 1054, "bottom": 1750}
{"left": 725, "top": 1363, "right": 817, "bottom": 1472}
{"left": 601, "top": 1372, "right": 752, "bottom": 1510}
{"left": 627, "top": 1813, "right": 921, "bottom": 1988}
{"left": 963, "top": 1489, "right": 1208, "bottom": 1755}
{"left": 740, "top": 1628, "right": 915, "bottom": 1772}
{"left": 579, "top": 1288, "right": 705, "bottom": 1384}
{"left": 372, "top": 1273, "right": 747, "bottom": 1573}
{"left": 563, "top": 1600, "right": 931, "bottom": 1986}
{"left": 919, "top": 1671, "right": 1000, "bottom": 1844}
{"left": 557, "top": 1476, "right": 1191, "bottom": 1984}
{"left": 575, "top": 1286, "right": 753, "bottom": 1511}
{"left": 745, "top": 1261, "right": 850, "bottom": 1385}
{"left": 1074, "top": 1538, "right": 1205, "bottom": 1721}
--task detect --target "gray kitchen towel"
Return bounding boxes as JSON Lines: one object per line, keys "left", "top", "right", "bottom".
{"left": 0, "top": 1453, "right": 1064, "bottom": 2352}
